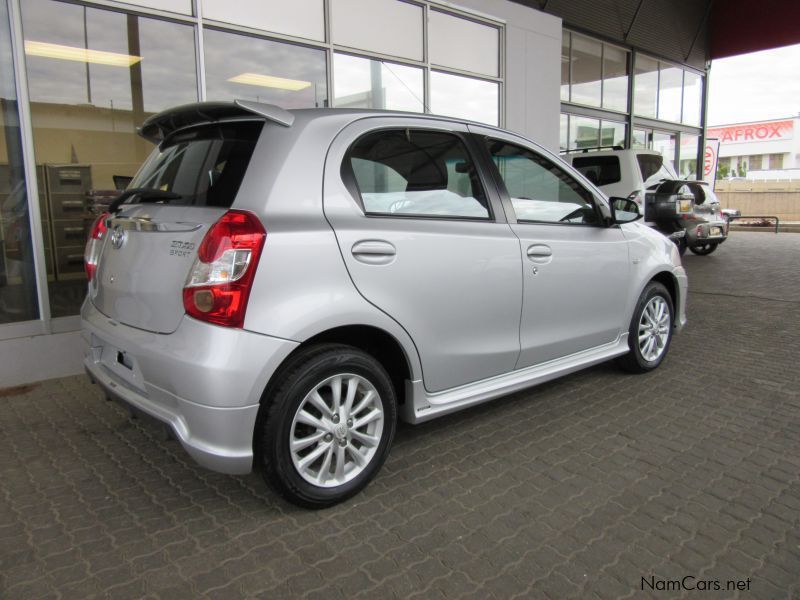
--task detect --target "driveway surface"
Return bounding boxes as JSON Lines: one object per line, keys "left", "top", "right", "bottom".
{"left": 1, "top": 232, "right": 799, "bottom": 599}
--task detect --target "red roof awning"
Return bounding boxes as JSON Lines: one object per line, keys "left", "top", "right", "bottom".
{"left": 711, "top": 0, "right": 800, "bottom": 60}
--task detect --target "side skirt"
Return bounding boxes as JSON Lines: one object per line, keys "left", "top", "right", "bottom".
{"left": 400, "top": 335, "right": 629, "bottom": 424}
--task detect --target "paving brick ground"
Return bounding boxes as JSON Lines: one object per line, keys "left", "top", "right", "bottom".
{"left": 1, "top": 231, "right": 799, "bottom": 599}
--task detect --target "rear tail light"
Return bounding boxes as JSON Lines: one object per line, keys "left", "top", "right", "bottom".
{"left": 84, "top": 212, "right": 110, "bottom": 281}
{"left": 183, "top": 210, "right": 266, "bottom": 328}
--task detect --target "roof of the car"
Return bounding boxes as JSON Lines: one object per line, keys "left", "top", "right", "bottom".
{"left": 139, "top": 100, "right": 513, "bottom": 143}
{"left": 567, "top": 148, "right": 661, "bottom": 159}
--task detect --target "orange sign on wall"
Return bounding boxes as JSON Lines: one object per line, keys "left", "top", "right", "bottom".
{"left": 707, "top": 120, "right": 793, "bottom": 144}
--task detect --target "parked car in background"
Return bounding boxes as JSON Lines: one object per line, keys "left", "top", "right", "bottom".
{"left": 721, "top": 207, "right": 741, "bottom": 222}
{"left": 82, "top": 101, "right": 687, "bottom": 507}
{"left": 683, "top": 180, "right": 729, "bottom": 255}
{"left": 564, "top": 148, "right": 693, "bottom": 252}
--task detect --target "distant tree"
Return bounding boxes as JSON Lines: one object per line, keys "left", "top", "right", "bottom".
{"left": 717, "top": 163, "right": 729, "bottom": 179}
{"left": 740, "top": 163, "right": 748, "bottom": 178}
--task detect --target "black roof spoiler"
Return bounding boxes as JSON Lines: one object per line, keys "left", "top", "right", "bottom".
{"left": 138, "top": 100, "right": 294, "bottom": 143}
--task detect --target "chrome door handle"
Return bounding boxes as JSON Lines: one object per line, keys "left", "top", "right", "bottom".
{"left": 526, "top": 244, "right": 552, "bottom": 257}
{"left": 351, "top": 240, "right": 396, "bottom": 265}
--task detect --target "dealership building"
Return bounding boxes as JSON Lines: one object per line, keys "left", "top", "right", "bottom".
{"left": 0, "top": 0, "right": 796, "bottom": 384}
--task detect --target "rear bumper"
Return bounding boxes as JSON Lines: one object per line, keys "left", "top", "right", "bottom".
{"left": 81, "top": 299, "right": 299, "bottom": 474}
{"left": 686, "top": 221, "right": 728, "bottom": 245}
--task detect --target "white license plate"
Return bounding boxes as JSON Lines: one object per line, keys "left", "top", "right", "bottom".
{"left": 710, "top": 226, "right": 722, "bottom": 236}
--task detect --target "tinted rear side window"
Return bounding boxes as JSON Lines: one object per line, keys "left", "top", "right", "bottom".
{"left": 129, "top": 122, "right": 262, "bottom": 207}
{"left": 571, "top": 156, "right": 621, "bottom": 186}
{"left": 347, "top": 129, "right": 490, "bottom": 219}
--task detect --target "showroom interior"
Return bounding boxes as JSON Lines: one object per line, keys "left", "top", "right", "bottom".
{"left": 0, "top": 0, "right": 781, "bottom": 386}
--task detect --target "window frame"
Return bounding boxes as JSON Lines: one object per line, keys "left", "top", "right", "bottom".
{"left": 477, "top": 134, "right": 607, "bottom": 228}
{"left": 341, "top": 125, "right": 500, "bottom": 223}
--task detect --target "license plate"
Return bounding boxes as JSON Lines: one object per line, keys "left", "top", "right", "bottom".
{"left": 710, "top": 226, "right": 722, "bottom": 236}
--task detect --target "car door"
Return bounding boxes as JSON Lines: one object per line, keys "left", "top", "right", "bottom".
{"left": 469, "top": 125, "right": 631, "bottom": 369}
{"left": 324, "top": 117, "right": 522, "bottom": 393}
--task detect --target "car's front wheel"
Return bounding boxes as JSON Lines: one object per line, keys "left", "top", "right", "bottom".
{"left": 617, "top": 281, "right": 674, "bottom": 373}
{"left": 689, "top": 242, "right": 718, "bottom": 255}
{"left": 257, "top": 344, "right": 396, "bottom": 508}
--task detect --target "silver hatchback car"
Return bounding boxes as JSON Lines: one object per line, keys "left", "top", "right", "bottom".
{"left": 82, "top": 101, "right": 687, "bottom": 507}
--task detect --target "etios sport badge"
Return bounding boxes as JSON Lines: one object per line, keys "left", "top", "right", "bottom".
{"left": 110, "top": 225, "right": 126, "bottom": 250}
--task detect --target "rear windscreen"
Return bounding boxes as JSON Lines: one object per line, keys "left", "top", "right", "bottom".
{"left": 128, "top": 122, "right": 262, "bottom": 208}
{"left": 571, "top": 156, "right": 621, "bottom": 186}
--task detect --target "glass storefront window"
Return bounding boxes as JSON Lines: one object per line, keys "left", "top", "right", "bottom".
{"left": 204, "top": 30, "right": 327, "bottom": 108}
{"left": 430, "top": 71, "right": 498, "bottom": 126}
{"left": 560, "top": 32, "right": 570, "bottom": 102}
{"left": 653, "top": 131, "right": 677, "bottom": 173}
{"left": 202, "top": 0, "right": 325, "bottom": 42}
{"left": 332, "top": 0, "right": 423, "bottom": 61}
{"left": 631, "top": 128, "right": 648, "bottom": 149}
{"left": 333, "top": 53, "right": 423, "bottom": 112}
{"left": 569, "top": 34, "right": 601, "bottom": 107}
{"left": 429, "top": 10, "right": 499, "bottom": 78}
{"left": 21, "top": 0, "right": 198, "bottom": 317}
{"left": 679, "top": 133, "right": 699, "bottom": 178}
{"left": 657, "top": 67, "right": 683, "bottom": 123}
{"left": 569, "top": 116, "right": 600, "bottom": 150}
{"left": 634, "top": 55, "right": 658, "bottom": 119}
{"left": 559, "top": 114, "right": 568, "bottom": 151}
{"left": 600, "top": 120, "right": 625, "bottom": 148}
{"left": 1, "top": 1, "right": 39, "bottom": 323}
{"left": 602, "top": 45, "right": 628, "bottom": 112}
{"left": 682, "top": 71, "right": 702, "bottom": 126}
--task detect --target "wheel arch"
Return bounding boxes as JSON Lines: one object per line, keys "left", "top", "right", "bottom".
{"left": 258, "top": 324, "right": 415, "bottom": 412}
{"left": 649, "top": 270, "right": 679, "bottom": 313}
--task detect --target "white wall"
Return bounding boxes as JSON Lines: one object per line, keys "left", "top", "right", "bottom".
{"left": 0, "top": 330, "right": 84, "bottom": 387}
{"left": 446, "top": 0, "right": 562, "bottom": 151}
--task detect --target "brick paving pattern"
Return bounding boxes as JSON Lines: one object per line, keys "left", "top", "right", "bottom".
{"left": 1, "top": 232, "right": 799, "bottom": 599}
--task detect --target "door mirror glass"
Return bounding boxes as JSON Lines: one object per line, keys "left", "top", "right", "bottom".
{"left": 611, "top": 197, "right": 641, "bottom": 223}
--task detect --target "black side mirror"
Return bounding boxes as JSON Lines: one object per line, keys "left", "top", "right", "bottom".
{"left": 610, "top": 196, "right": 641, "bottom": 224}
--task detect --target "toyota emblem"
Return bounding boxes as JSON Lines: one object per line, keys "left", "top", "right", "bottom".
{"left": 110, "top": 225, "right": 126, "bottom": 250}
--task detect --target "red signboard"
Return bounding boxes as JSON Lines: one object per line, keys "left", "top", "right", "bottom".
{"left": 707, "top": 120, "right": 793, "bottom": 144}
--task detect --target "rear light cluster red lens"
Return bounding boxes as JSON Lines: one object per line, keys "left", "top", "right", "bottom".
{"left": 183, "top": 210, "right": 266, "bottom": 328}
{"left": 84, "top": 212, "right": 110, "bottom": 281}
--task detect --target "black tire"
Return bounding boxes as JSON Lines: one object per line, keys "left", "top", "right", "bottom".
{"left": 257, "top": 343, "right": 396, "bottom": 509}
{"left": 616, "top": 281, "right": 674, "bottom": 374}
{"left": 689, "top": 242, "right": 718, "bottom": 255}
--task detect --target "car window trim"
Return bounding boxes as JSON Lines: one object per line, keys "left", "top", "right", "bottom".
{"left": 341, "top": 125, "right": 502, "bottom": 224}
{"left": 474, "top": 133, "right": 607, "bottom": 228}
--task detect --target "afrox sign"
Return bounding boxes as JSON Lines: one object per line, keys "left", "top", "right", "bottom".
{"left": 707, "top": 120, "right": 793, "bottom": 144}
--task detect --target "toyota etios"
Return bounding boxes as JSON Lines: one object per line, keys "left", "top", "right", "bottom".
{"left": 82, "top": 101, "right": 687, "bottom": 507}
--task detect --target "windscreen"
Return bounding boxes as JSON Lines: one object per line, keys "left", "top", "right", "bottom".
{"left": 128, "top": 122, "right": 262, "bottom": 207}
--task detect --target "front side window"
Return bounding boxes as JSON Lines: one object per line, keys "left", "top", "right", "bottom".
{"left": 486, "top": 139, "right": 598, "bottom": 225}
{"left": 348, "top": 129, "right": 490, "bottom": 219}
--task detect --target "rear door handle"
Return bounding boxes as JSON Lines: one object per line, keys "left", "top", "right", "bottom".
{"left": 351, "top": 240, "right": 396, "bottom": 265}
{"left": 526, "top": 244, "right": 552, "bottom": 264}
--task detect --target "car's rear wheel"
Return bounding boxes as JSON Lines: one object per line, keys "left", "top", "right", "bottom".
{"left": 617, "top": 281, "right": 674, "bottom": 373}
{"left": 257, "top": 344, "right": 396, "bottom": 508}
{"left": 689, "top": 242, "right": 718, "bottom": 255}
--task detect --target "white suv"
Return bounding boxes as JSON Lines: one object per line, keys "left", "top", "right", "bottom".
{"left": 564, "top": 148, "right": 681, "bottom": 223}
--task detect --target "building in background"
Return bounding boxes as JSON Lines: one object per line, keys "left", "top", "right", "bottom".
{"left": 709, "top": 117, "right": 800, "bottom": 180}
{"left": 0, "top": 0, "right": 725, "bottom": 384}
